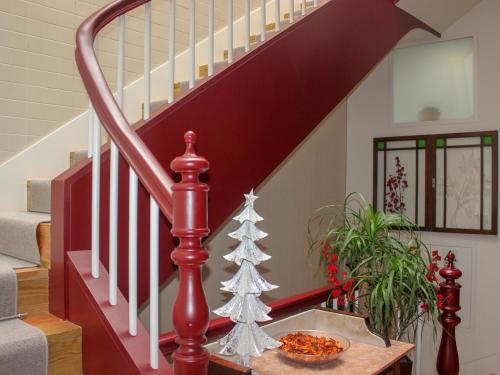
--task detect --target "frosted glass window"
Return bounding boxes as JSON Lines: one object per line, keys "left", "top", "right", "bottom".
{"left": 393, "top": 37, "right": 475, "bottom": 123}
{"left": 374, "top": 131, "right": 497, "bottom": 234}
{"left": 374, "top": 138, "right": 427, "bottom": 228}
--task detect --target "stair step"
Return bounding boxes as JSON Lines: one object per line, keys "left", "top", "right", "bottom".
{"left": 143, "top": 20, "right": 281, "bottom": 113}
{"left": 0, "top": 212, "right": 50, "bottom": 266}
{"left": 69, "top": 150, "right": 87, "bottom": 167}
{"left": 27, "top": 179, "right": 51, "bottom": 214}
{"left": 38, "top": 222, "right": 50, "bottom": 268}
{"left": 142, "top": 81, "right": 189, "bottom": 119}
{"left": 0, "top": 318, "right": 48, "bottom": 375}
{"left": 223, "top": 46, "right": 246, "bottom": 61}
{"left": 284, "top": 2, "right": 314, "bottom": 19}
{"left": 247, "top": 22, "right": 277, "bottom": 45}
{"left": 16, "top": 266, "right": 48, "bottom": 316}
{"left": 199, "top": 61, "right": 227, "bottom": 79}
{"left": 25, "top": 314, "right": 82, "bottom": 375}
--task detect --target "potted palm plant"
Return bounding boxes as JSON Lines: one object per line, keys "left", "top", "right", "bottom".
{"left": 307, "top": 193, "right": 442, "bottom": 343}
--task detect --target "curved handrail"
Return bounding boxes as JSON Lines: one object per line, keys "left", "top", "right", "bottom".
{"left": 75, "top": 0, "right": 174, "bottom": 221}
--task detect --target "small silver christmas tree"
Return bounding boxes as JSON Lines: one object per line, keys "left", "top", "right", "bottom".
{"left": 214, "top": 190, "right": 281, "bottom": 367}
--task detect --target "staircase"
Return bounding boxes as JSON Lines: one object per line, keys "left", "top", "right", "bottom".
{"left": 46, "top": 0, "right": 438, "bottom": 373}
{"left": 0, "top": 177, "right": 82, "bottom": 374}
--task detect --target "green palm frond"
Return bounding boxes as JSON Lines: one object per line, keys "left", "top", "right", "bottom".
{"left": 307, "top": 193, "right": 440, "bottom": 342}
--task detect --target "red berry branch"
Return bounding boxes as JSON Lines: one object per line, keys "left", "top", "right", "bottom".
{"left": 385, "top": 156, "right": 409, "bottom": 214}
{"left": 320, "top": 241, "right": 356, "bottom": 307}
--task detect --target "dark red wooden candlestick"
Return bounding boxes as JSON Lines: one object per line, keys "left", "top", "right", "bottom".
{"left": 171, "top": 131, "right": 210, "bottom": 375}
{"left": 437, "top": 251, "right": 462, "bottom": 375}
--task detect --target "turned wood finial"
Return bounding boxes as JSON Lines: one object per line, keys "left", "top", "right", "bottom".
{"left": 171, "top": 131, "right": 210, "bottom": 375}
{"left": 436, "top": 251, "right": 462, "bottom": 375}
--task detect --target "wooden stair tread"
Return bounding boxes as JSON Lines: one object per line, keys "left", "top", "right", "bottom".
{"left": 15, "top": 266, "right": 49, "bottom": 316}
{"left": 25, "top": 313, "right": 79, "bottom": 336}
{"left": 38, "top": 222, "right": 51, "bottom": 269}
{"left": 15, "top": 266, "right": 48, "bottom": 280}
{"left": 25, "top": 314, "right": 82, "bottom": 375}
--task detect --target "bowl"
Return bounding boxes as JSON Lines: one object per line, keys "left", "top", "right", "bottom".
{"left": 274, "top": 330, "right": 350, "bottom": 365}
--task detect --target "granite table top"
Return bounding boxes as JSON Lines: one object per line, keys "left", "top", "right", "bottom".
{"left": 251, "top": 340, "right": 415, "bottom": 375}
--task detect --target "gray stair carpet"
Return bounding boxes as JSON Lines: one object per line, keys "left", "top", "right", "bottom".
{"left": 69, "top": 150, "right": 87, "bottom": 167}
{"left": 0, "top": 264, "right": 47, "bottom": 375}
{"left": 0, "top": 212, "right": 50, "bottom": 265}
{"left": 27, "top": 179, "right": 51, "bottom": 214}
{"left": 0, "top": 253, "right": 37, "bottom": 269}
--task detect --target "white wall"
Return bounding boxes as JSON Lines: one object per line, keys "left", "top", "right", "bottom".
{"left": 346, "top": 0, "right": 500, "bottom": 373}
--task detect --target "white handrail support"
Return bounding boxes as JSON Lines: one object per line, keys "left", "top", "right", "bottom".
{"left": 128, "top": 169, "right": 138, "bottom": 336}
{"left": 261, "top": 0, "right": 266, "bottom": 41}
{"left": 87, "top": 102, "right": 94, "bottom": 158}
{"left": 144, "top": 2, "right": 152, "bottom": 119}
{"left": 275, "top": 0, "right": 281, "bottom": 32}
{"left": 208, "top": 0, "right": 214, "bottom": 75}
{"left": 109, "top": 14, "right": 125, "bottom": 306}
{"left": 150, "top": 198, "right": 160, "bottom": 369}
{"left": 227, "top": 0, "right": 233, "bottom": 63}
{"left": 245, "top": 0, "right": 250, "bottom": 52}
{"left": 91, "top": 38, "right": 101, "bottom": 279}
{"left": 167, "top": 0, "right": 176, "bottom": 103}
{"left": 189, "top": 0, "right": 195, "bottom": 88}
{"left": 415, "top": 303, "right": 424, "bottom": 375}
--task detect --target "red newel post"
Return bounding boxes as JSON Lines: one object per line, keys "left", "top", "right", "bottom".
{"left": 171, "top": 131, "right": 210, "bottom": 375}
{"left": 436, "top": 251, "right": 462, "bottom": 375}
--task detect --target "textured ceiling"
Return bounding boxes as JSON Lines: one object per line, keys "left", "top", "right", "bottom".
{"left": 397, "top": 0, "right": 483, "bottom": 43}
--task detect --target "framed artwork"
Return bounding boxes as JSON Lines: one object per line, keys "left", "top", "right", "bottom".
{"left": 373, "top": 131, "right": 498, "bottom": 234}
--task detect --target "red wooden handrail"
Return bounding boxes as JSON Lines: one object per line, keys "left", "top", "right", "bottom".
{"left": 75, "top": 0, "right": 174, "bottom": 221}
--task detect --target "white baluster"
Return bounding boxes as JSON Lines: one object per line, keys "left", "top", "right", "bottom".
{"left": 87, "top": 101, "right": 94, "bottom": 158}
{"left": 144, "top": 2, "right": 152, "bottom": 119}
{"left": 128, "top": 169, "right": 138, "bottom": 335}
{"left": 314, "top": 0, "right": 318, "bottom": 7}
{"left": 332, "top": 298, "right": 338, "bottom": 310}
{"left": 302, "top": 0, "right": 306, "bottom": 15}
{"left": 144, "top": 4, "right": 159, "bottom": 366}
{"left": 208, "top": 0, "right": 214, "bottom": 75}
{"left": 167, "top": 0, "right": 176, "bottom": 103}
{"left": 227, "top": 0, "right": 233, "bottom": 63}
{"left": 189, "top": 0, "right": 195, "bottom": 88}
{"left": 109, "top": 15, "right": 125, "bottom": 306}
{"left": 116, "top": 15, "right": 125, "bottom": 112}
{"left": 244, "top": 0, "right": 250, "bottom": 52}
{"left": 275, "top": 0, "right": 281, "bottom": 32}
{"left": 354, "top": 289, "right": 359, "bottom": 311}
{"left": 261, "top": 0, "right": 266, "bottom": 42}
{"left": 128, "top": 7, "right": 140, "bottom": 325}
{"left": 91, "top": 38, "right": 101, "bottom": 279}
{"left": 150, "top": 198, "right": 160, "bottom": 370}
{"left": 289, "top": 0, "right": 294, "bottom": 23}
{"left": 415, "top": 303, "right": 424, "bottom": 375}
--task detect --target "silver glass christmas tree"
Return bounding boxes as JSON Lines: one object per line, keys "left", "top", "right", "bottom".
{"left": 214, "top": 190, "right": 281, "bottom": 367}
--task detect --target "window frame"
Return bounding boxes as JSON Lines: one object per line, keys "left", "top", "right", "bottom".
{"left": 389, "top": 35, "right": 479, "bottom": 128}
{"left": 373, "top": 131, "right": 498, "bottom": 235}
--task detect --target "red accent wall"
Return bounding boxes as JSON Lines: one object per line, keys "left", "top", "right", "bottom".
{"left": 51, "top": 0, "right": 438, "bottom": 318}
